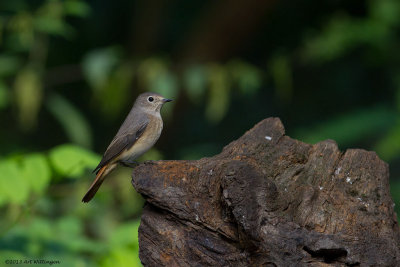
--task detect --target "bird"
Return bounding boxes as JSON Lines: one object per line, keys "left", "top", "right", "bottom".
{"left": 82, "top": 92, "right": 172, "bottom": 202}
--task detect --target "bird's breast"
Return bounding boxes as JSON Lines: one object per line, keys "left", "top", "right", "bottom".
{"left": 120, "top": 116, "right": 163, "bottom": 161}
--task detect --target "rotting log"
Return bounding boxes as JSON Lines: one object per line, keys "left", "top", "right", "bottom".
{"left": 131, "top": 118, "right": 400, "bottom": 266}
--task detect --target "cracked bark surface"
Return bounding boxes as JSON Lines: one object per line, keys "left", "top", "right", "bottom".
{"left": 131, "top": 118, "right": 400, "bottom": 266}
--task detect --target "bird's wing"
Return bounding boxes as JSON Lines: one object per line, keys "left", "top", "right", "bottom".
{"left": 93, "top": 120, "right": 149, "bottom": 174}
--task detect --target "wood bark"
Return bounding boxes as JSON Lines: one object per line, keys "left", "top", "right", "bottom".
{"left": 131, "top": 118, "right": 400, "bottom": 266}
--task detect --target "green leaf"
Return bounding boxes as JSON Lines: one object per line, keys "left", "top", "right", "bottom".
{"left": 46, "top": 94, "right": 93, "bottom": 148}
{"left": 20, "top": 154, "right": 51, "bottom": 194}
{"left": 390, "top": 179, "right": 400, "bottom": 217}
{"left": 6, "top": 12, "right": 35, "bottom": 51}
{"left": 205, "top": 64, "right": 230, "bottom": 123}
{"left": 34, "top": 0, "right": 75, "bottom": 38}
{"left": 0, "top": 54, "right": 21, "bottom": 77}
{"left": 55, "top": 216, "right": 105, "bottom": 253}
{"left": 0, "top": 159, "right": 30, "bottom": 205}
{"left": 269, "top": 55, "right": 292, "bottom": 102}
{"left": 57, "top": 216, "right": 82, "bottom": 237}
{"left": 0, "top": 80, "right": 10, "bottom": 109}
{"left": 109, "top": 221, "right": 140, "bottom": 249}
{"left": 395, "top": 75, "right": 400, "bottom": 111}
{"left": 64, "top": 0, "right": 91, "bottom": 17}
{"left": 374, "top": 122, "right": 400, "bottom": 161}
{"left": 26, "top": 217, "right": 53, "bottom": 241}
{"left": 228, "top": 60, "right": 262, "bottom": 96}
{"left": 0, "top": 18, "right": 3, "bottom": 45}
{"left": 14, "top": 67, "right": 43, "bottom": 131}
{"left": 293, "top": 106, "right": 397, "bottom": 146}
{"left": 301, "top": 13, "right": 391, "bottom": 63}
{"left": 137, "top": 58, "right": 179, "bottom": 97}
{"left": 184, "top": 65, "right": 207, "bottom": 103}
{"left": 49, "top": 144, "right": 100, "bottom": 178}
{"left": 34, "top": 17, "right": 74, "bottom": 38}
{"left": 82, "top": 47, "right": 121, "bottom": 91}
{"left": 150, "top": 71, "right": 178, "bottom": 101}
{"left": 0, "top": 154, "right": 50, "bottom": 206}
{"left": 101, "top": 247, "right": 141, "bottom": 267}
{"left": 370, "top": 0, "right": 400, "bottom": 25}
{"left": 100, "top": 62, "right": 135, "bottom": 118}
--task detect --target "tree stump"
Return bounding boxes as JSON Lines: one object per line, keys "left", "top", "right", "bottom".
{"left": 131, "top": 118, "right": 400, "bottom": 266}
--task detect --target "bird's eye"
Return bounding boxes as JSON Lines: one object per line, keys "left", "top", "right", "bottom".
{"left": 148, "top": 97, "right": 154, "bottom": 102}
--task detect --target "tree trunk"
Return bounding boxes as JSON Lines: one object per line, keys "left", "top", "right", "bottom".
{"left": 131, "top": 118, "right": 400, "bottom": 266}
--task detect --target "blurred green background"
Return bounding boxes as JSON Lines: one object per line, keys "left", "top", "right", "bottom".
{"left": 0, "top": 0, "right": 400, "bottom": 266}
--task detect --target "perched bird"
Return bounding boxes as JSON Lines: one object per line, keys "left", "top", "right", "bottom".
{"left": 82, "top": 92, "right": 172, "bottom": 202}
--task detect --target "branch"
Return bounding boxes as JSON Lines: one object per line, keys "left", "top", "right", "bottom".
{"left": 132, "top": 118, "right": 400, "bottom": 266}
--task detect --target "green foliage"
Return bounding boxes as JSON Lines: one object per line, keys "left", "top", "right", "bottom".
{"left": 101, "top": 247, "right": 141, "bottom": 267}
{"left": 205, "top": 64, "right": 231, "bottom": 123}
{"left": 0, "top": 0, "right": 90, "bottom": 131}
{"left": 82, "top": 47, "right": 121, "bottom": 92}
{"left": 64, "top": 0, "right": 91, "bottom": 18}
{"left": 82, "top": 47, "right": 135, "bottom": 119}
{"left": 49, "top": 144, "right": 100, "bottom": 178}
{"left": 0, "top": 158, "right": 31, "bottom": 205}
{"left": 228, "top": 60, "right": 262, "bottom": 96}
{"left": 46, "top": 94, "right": 93, "bottom": 148}
{"left": 102, "top": 221, "right": 141, "bottom": 267}
{"left": 21, "top": 154, "right": 51, "bottom": 194}
{"left": 0, "top": 145, "right": 96, "bottom": 206}
{"left": 83, "top": 50, "right": 264, "bottom": 123}
{"left": 0, "top": 3, "right": 143, "bottom": 265}
{"left": 0, "top": 54, "right": 21, "bottom": 76}
{"left": 295, "top": 0, "right": 400, "bottom": 166}
{"left": 0, "top": 143, "right": 142, "bottom": 266}
{"left": 294, "top": 106, "right": 397, "bottom": 148}
{"left": 302, "top": 0, "right": 400, "bottom": 62}
{"left": 269, "top": 54, "right": 292, "bottom": 103}
{"left": 14, "top": 67, "right": 42, "bottom": 131}
{"left": 184, "top": 65, "right": 207, "bottom": 103}
{"left": 138, "top": 58, "right": 179, "bottom": 100}
{"left": 0, "top": 215, "right": 140, "bottom": 266}
{"left": 0, "top": 154, "right": 49, "bottom": 205}
{"left": 391, "top": 181, "right": 400, "bottom": 216}
{"left": 374, "top": 122, "right": 400, "bottom": 162}
{"left": 0, "top": 80, "right": 10, "bottom": 109}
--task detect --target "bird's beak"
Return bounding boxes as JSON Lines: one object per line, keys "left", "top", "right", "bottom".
{"left": 163, "top": 98, "right": 173, "bottom": 103}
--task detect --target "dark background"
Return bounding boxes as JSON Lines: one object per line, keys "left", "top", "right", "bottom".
{"left": 1, "top": 0, "right": 399, "bottom": 265}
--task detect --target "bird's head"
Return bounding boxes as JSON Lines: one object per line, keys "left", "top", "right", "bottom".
{"left": 135, "top": 92, "right": 173, "bottom": 113}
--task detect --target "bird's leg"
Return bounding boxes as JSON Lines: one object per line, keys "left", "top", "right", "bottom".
{"left": 120, "top": 160, "right": 139, "bottom": 168}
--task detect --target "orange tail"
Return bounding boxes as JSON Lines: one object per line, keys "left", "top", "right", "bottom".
{"left": 82, "top": 165, "right": 110, "bottom": 203}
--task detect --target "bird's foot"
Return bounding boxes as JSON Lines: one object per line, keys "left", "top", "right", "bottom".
{"left": 120, "top": 161, "right": 139, "bottom": 168}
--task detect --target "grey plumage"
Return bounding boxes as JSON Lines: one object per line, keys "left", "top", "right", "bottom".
{"left": 82, "top": 92, "right": 172, "bottom": 202}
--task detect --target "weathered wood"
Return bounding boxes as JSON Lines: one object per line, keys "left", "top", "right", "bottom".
{"left": 132, "top": 118, "right": 400, "bottom": 266}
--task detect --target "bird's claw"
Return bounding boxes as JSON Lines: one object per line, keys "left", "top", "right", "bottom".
{"left": 120, "top": 161, "right": 139, "bottom": 168}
